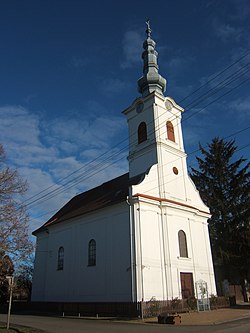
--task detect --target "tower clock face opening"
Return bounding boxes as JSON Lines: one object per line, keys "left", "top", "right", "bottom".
{"left": 136, "top": 102, "right": 144, "bottom": 113}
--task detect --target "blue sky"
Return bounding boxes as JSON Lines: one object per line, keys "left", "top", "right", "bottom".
{"left": 0, "top": 0, "right": 249, "bottom": 236}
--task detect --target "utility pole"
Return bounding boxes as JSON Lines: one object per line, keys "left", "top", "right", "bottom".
{"left": 6, "top": 275, "right": 14, "bottom": 330}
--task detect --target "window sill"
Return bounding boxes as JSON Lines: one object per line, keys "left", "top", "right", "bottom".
{"left": 177, "top": 256, "right": 191, "bottom": 261}
{"left": 137, "top": 139, "right": 149, "bottom": 146}
{"left": 166, "top": 138, "right": 178, "bottom": 145}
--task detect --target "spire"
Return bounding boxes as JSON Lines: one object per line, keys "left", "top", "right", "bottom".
{"left": 138, "top": 20, "right": 167, "bottom": 97}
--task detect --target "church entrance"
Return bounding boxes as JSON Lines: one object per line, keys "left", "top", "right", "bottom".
{"left": 180, "top": 272, "right": 194, "bottom": 299}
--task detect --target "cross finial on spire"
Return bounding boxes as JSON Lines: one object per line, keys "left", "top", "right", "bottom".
{"left": 146, "top": 18, "right": 152, "bottom": 38}
{"left": 137, "top": 20, "right": 167, "bottom": 96}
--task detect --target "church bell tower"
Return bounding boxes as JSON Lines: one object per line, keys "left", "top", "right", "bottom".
{"left": 123, "top": 21, "right": 188, "bottom": 201}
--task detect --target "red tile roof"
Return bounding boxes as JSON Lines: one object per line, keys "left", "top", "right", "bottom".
{"left": 33, "top": 172, "right": 144, "bottom": 235}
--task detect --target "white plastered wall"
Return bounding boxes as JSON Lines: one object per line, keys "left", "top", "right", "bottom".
{"left": 131, "top": 163, "right": 217, "bottom": 301}
{"left": 32, "top": 202, "right": 133, "bottom": 302}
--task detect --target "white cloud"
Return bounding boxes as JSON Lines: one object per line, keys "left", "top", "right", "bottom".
{"left": 167, "top": 82, "right": 195, "bottom": 104}
{"left": 229, "top": 0, "right": 250, "bottom": 21}
{"left": 121, "top": 29, "right": 143, "bottom": 69}
{"left": 50, "top": 156, "right": 85, "bottom": 183}
{"left": 45, "top": 114, "right": 125, "bottom": 152}
{"left": 101, "top": 78, "right": 130, "bottom": 95}
{"left": 212, "top": 19, "right": 242, "bottom": 43}
{"left": 0, "top": 106, "right": 55, "bottom": 167}
{"left": 21, "top": 166, "right": 65, "bottom": 208}
{"left": 0, "top": 104, "right": 128, "bottom": 234}
{"left": 167, "top": 55, "right": 195, "bottom": 77}
{"left": 0, "top": 105, "right": 41, "bottom": 146}
{"left": 228, "top": 96, "right": 250, "bottom": 120}
{"left": 168, "top": 57, "right": 185, "bottom": 70}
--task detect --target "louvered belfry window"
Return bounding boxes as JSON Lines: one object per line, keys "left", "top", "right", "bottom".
{"left": 138, "top": 122, "right": 147, "bottom": 144}
{"left": 167, "top": 121, "right": 175, "bottom": 142}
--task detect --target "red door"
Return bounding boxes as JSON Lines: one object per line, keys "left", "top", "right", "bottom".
{"left": 180, "top": 272, "right": 194, "bottom": 299}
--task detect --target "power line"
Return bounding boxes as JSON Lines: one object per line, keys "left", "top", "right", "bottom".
{"left": 24, "top": 72, "right": 250, "bottom": 209}
{"left": 183, "top": 75, "right": 250, "bottom": 123}
{"left": 142, "top": 142, "right": 250, "bottom": 196}
{"left": 26, "top": 123, "right": 250, "bottom": 212}
{"left": 22, "top": 136, "right": 129, "bottom": 204}
{"left": 179, "top": 50, "right": 250, "bottom": 104}
{"left": 30, "top": 139, "right": 250, "bottom": 220}
{"left": 22, "top": 52, "right": 250, "bottom": 209}
{"left": 183, "top": 62, "right": 250, "bottom": 109}
{"left": 23, "top": 52, "right": 246, "bottom": 202}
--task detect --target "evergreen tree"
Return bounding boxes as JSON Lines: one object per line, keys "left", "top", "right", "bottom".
{"left": 15, "top": 255, "right": 34, "bottom": 301}
{"left": 191, "top": 138, "right": 250, "bottom": 283}
{"left": 0, "top": 253, "right": 14, "bottom": 303}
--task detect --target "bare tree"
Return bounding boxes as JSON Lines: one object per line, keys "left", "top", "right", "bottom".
{"left": 0, "top": 144, "right": 33, "bottom": 266}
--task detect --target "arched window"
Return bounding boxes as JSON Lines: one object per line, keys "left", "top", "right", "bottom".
{"left": 178, "top": 230, "right": 188, "bottom": 258}
{"left": 57, "top": 246, "right": 64, "bottom": 270}
{"left": 88, "top": 239, "right": 96, "bottom": 266}
{"left": 138, "top": 122, "right": 147, "bottom": 144}
{"left": 167, "top": 121, "right": 175, "bottom": 142}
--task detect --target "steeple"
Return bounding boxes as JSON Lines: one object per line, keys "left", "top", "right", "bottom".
{"left": 137, "top": 20, "right": 167, "bottom": 97}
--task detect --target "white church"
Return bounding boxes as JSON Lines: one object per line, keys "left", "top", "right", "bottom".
{"left": 32, "top": 23, "right": 217, "bottom": 309}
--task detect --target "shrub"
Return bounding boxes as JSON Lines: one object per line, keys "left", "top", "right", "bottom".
{"left": 170, "top": 297, "right": 181, "bottom": 309}
{"left": 187, "top": 296, "right": 197, "bottom": 310}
